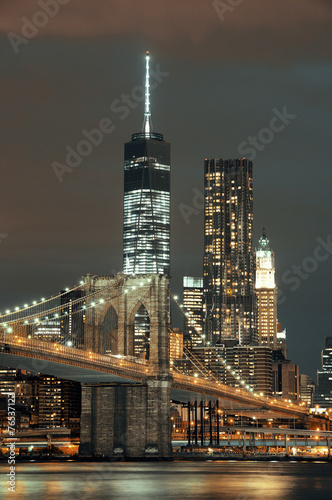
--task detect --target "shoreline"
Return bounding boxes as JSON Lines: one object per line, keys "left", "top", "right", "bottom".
{"left": 0, "top": 455, "right": 331, "bottom": 464}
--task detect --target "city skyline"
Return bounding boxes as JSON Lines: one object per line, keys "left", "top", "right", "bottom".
{"left": 0, "top": 2, "right": 331, "bottom": 379}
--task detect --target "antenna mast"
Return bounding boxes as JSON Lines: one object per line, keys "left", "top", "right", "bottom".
{"left": 143, "top": 51, "right": 152, "bottom": 137}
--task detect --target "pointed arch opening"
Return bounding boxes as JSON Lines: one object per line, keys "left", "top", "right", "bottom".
{"left": 103, "top": 305, "right": 118, "bottom": 354}
{"left": 134, "top": 304, "right": 150, "bottom": 360}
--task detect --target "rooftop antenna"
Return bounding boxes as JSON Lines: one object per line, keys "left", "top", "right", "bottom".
{"left": 143, "top": 51, "right": 152, "bottom": 137}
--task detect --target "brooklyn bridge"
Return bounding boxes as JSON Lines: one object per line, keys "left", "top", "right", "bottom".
{"left": 0, "top": 273, "right": 330, "bottom": 458}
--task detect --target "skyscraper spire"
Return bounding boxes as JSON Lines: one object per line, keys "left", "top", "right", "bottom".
{"left": 143, "top": 51, "right": 152, "bottom": 137}
{"left": 258, "top": 227, "right": 270, "bottom": 251}
{"left": 123, "top": 51, "right": 170, "bottom": 276}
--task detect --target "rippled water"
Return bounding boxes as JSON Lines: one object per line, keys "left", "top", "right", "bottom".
{"left": 0, "top": 461, "right": 331, "bottom": 500}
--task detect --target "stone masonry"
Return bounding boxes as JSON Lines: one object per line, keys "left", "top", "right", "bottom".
{"left": 79, "top": 273, "right": 173, "bottom": 458}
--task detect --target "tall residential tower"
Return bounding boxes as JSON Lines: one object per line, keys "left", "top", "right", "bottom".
{"left": 203, "top": 158, "right": 257, "bottom": 345}
{"left": 123, "top": 52, "right": 170, "bottom": 275}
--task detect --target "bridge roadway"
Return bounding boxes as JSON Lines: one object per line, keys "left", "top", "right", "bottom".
{"left": 0, "top": 337, "right": 319, "bottom": 419}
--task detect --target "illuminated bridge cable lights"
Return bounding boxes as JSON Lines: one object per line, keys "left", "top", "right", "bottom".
{"left": 0, "top": 282, "right": 84, "bottom": 320}
{"left": 0, "top": 276, "right": 155, "bottom": 346}
{"left": 169, "top": 289, "right": 263, "bottom": 398}
{"left": 0, "top": 281, "right": 122, "bottom": 327}
{"left": 182, "top": 349, "right": 213, "bottom": 381}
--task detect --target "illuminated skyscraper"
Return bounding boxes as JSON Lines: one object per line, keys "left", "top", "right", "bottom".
{"left": 183, "top": 277, "right": 204, "bottom": 334}
{"left": 123, "top": 52, "right": 170, "bottom": 275}
{"left": 203, "top": 158, "right": 257, "bottom": 345}
{"left": 313, "top": 337, "right": 332, "bottom": 408}
{"left": 183, "top": 277, "right": 204, "bottom": 348}
{"left": 255, "top": 229, "right": 277, "bottom": 348}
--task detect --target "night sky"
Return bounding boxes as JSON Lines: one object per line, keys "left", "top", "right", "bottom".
{"left": 0, "top": 0, "right": 331, "bottom": 378}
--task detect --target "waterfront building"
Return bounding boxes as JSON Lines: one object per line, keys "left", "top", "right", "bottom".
{"left": 37, "top": 375, "right": 81, "bottom": 430}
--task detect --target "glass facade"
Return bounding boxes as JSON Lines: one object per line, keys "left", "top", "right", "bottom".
{"left": 203, "top": 158, "right": 257, "bottom": 345}
{"left": 314, "top": 337, "right": 332, "bottom": 407}
{"left": 183, "top": 276, "right": 204, "bottom": 347}
{"left": 123, "top": 132, "right": 170, "bottom": 275}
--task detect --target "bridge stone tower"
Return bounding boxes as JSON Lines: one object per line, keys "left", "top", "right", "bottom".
{"left": 79, "top": 273, "right": 173, "bottom": 459}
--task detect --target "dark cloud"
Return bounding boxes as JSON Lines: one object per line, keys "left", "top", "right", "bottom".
{"left": 0, "top": 1, "right": 331, "bottom": 377}
{"left": 1, "top": 0, "right": 331, "bottom": 63}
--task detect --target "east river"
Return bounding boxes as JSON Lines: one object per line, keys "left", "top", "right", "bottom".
{"left": 0, "top": 461, "right": 332, "bottom": 499}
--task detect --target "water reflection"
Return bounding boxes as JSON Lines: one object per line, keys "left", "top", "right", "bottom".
{"left": 0, "top": 461, "right": 331, "bottom": 500}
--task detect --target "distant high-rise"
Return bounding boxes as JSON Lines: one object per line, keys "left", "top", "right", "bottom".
{"left": 255, "top": 229, "right": 277, "bottom": 348}
{"left": 60, "top": 289, "right": 84, "bottom": 347}
{"left": 313, "top": 337, "right": 332, "bottom": 408}
{"left": 203, "top": 158, "right": 257, "bottom": 345}
{"left": 183, "top": 276, "right": 204, "bottom": 334}
{"left": 300, "top": 374, "right": 315, "bottom": 406}
{"left": 183, "top": 277, "right": 204, "bottom": 348}
{"left": 123, "top": 51, "right": 170, "bottom": 275}
{"left": 272, "top": 350, "right": 300, "bottom": 401}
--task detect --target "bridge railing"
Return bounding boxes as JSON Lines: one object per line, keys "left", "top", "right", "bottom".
{"left": 0, "top": 334, "right": 149, "bottom": 376}
{"left": 172, "top": 371, "right": 311, "bottom": 416}
{"left": 0, "top": 335, "right": 324, "bottom": 418}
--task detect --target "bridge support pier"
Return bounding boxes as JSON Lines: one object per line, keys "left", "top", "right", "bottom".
{"left": 328, "top": 437, "right": 331, "bottom": 461}
{"left": 79, "top": 378, "right": 172, "bottom": 459}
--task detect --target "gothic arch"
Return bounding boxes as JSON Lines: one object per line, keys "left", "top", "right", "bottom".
{"left": 129, "top": 301, "right": 150, "bottom": 360}
{"left": 103, "top": 304, "right": 118, "bottom": 354}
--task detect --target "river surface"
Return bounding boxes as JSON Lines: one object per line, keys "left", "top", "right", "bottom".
{"left": 0, "top": 461, "right": 331, "bottom": 500}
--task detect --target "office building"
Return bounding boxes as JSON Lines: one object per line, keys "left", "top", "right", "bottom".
{"left": 300, "top": 374, "right": 315, "bottom": 406}
{"left": 60, "top": 289, "right": 85, "bottom": 347}
{"left": 37, "top": 375, "right": 81, "bottom": 430}
{"left": 255, "top": 229, "right": 277, "bottom": 348}
{"left": 0, "top": 367, "right": 16, "bottom": 395}
{"left": 183, "top": 277, "right": 204, "bottom": 347}
{"left": 203, "top": 158, "right": 257, "bottom": 345}
{"left": 276, "top": 324, "right": 287, "bottom": 357}
{"left": 169, "top": 328, "right": 183, "bottom": 362}
{"left": 123, "top": 51, "right": 170, "bottom": 275}
{"left": 313, "top": 337, "right": 332, "bottom": 408}
{"left": 272, "top": 350, "right": 300, "bottom": 401}
{"left": 174, "top": 344, "right": 272, "bottom": 395}
{"left": 34, "top": 319, "right": 61, "bottom": 342}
